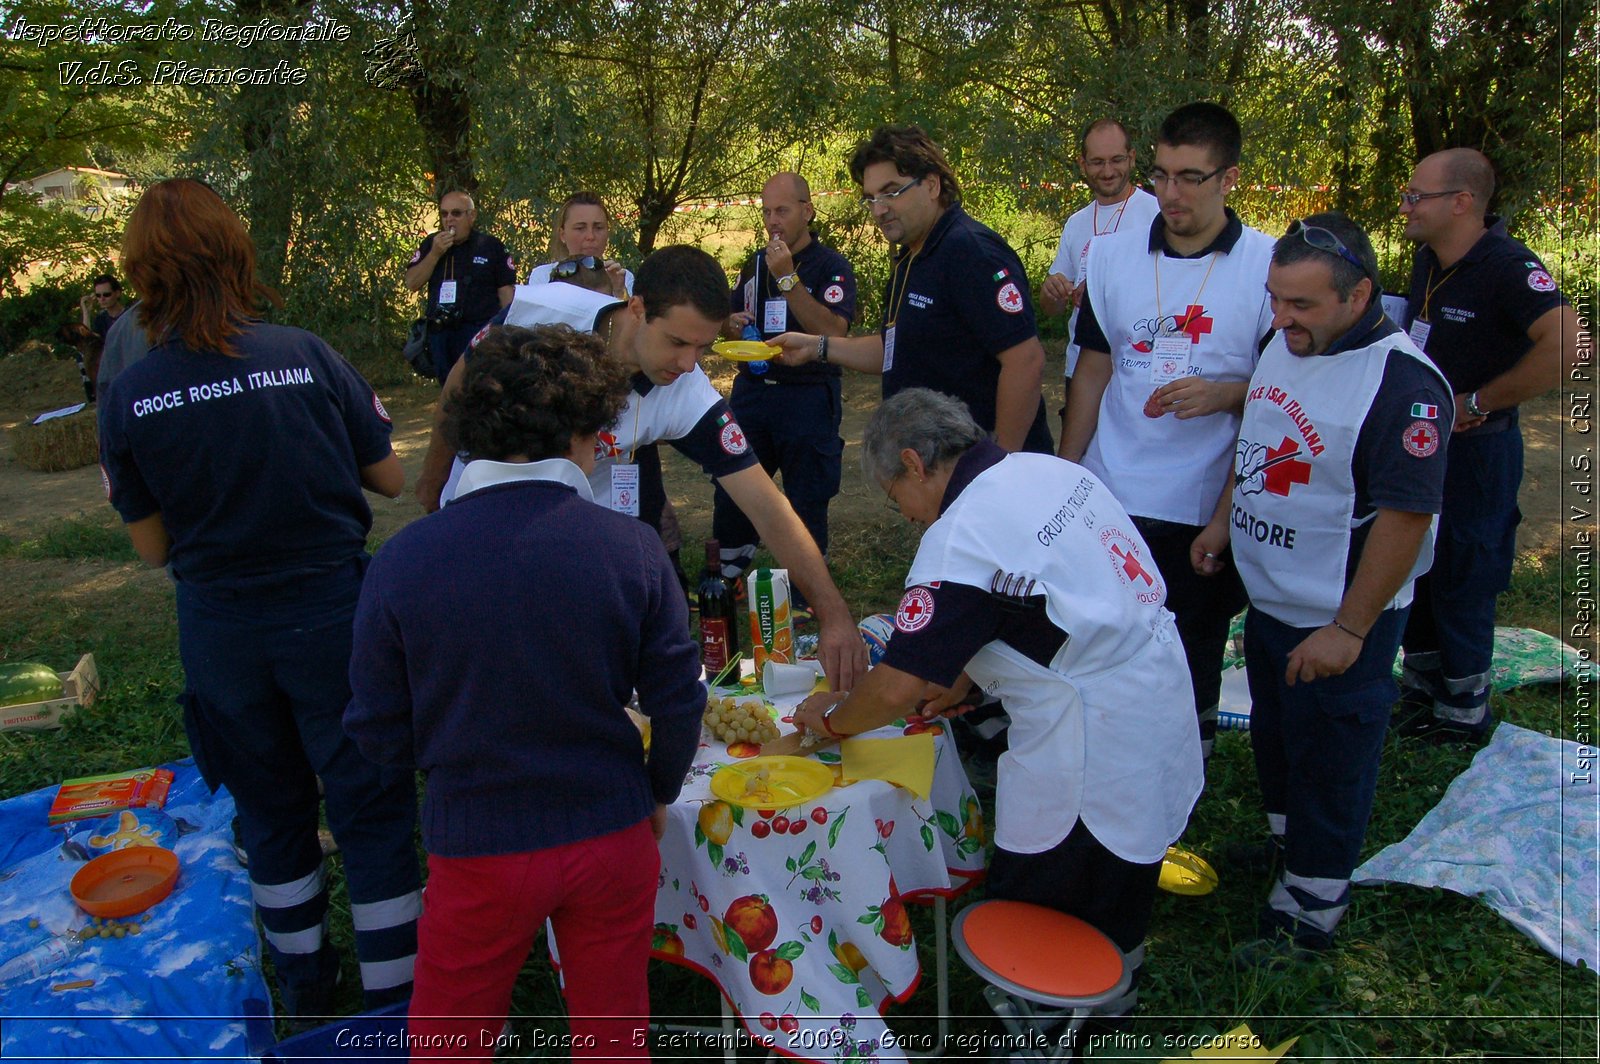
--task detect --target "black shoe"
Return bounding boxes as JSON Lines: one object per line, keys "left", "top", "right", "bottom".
{"left": 1222, "top": 834, "right": 1285, "bottom": 877}
{"left": 1399, "top": 714, "right": 1493, "bottom": 746}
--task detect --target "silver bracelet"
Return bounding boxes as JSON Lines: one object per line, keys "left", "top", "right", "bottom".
{"left": 817, "top": 335, "right": 829, "bottom": 364}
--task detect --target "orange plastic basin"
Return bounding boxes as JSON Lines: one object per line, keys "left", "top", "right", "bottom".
{"left": 960, "top": 900, "right": 1125, "bottom": 999}
{"left": 71, "top": 846, "right": 180, "bottom": 918}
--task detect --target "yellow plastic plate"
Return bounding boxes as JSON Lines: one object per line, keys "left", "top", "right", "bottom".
{"left": 710, "top": 755, "right": 833, "bottom": 809}
{"left": 1158, "top": 846, "right": 1219, "bottom": 896}
{"left": 712, "top": 340, "right": 777, "bottom": 362}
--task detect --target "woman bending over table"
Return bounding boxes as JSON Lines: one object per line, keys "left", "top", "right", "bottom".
{"left": 792, "top": 388, "right": 1203, "bottom": 1024}
{"left": 346, "top": 323, "right": 705, "bottom": 1059}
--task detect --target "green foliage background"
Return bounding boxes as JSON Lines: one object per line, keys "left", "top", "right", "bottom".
{"left": 0, "top": 0, "right": 1592, "bottom": 369}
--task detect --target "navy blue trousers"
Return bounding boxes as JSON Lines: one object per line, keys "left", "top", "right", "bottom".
{"left": 1401, "top": 423, "right": 1522, "bottom": 728}
{"left": 1246, "top": 606, "right": 1404, "bottom": 881}
{"left": 712, "top": 375, "right": 843, "bottom": 558}
{"left": 176, "top": 558, "right": 420, "bottom": 1010}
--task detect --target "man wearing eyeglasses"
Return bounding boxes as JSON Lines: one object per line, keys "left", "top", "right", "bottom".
{"left": 767, "top": 125, "right": 1053, "bottom": 455}
{"left": 404, "top": 190, "right": 517, "bottom": 382}
{"left": 713, "top": 172, "right": 857, "bottom": 584}
{"left": 1394, "top": 149, "right": 1583, "bottom": 741}
{"left": 1039, "top": 119, "right": 1160, "bottom": 421}
{"left": 1061, "top": 101, "right": 1275, "bottom": 773}
{"left": 1193, "top": 211, "right": 1451, "bottom": 966}
{"left": 80, "top": 273, "right": 128, "bottom": 340}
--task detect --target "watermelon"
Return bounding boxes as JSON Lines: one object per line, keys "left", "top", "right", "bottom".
{"left": 0, "top": 663, "right": 64, "bottom": 708}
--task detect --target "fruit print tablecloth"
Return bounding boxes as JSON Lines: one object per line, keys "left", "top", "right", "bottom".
{"left": 650, "top": 707, "right": 986, "bottom": 1064}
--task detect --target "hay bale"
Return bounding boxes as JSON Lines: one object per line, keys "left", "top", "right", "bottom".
{"left": 10, "top": 410, "right": 99, "bottom": 472}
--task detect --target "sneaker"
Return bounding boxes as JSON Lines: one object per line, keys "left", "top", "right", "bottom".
{"left": 1397, "top": 714, "right": 1493, "bottom": 746}
{"left": 1231, "top": 935, "right": 1322, "bottom": 972}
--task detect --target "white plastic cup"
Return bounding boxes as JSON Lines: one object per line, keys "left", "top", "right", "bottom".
{"left": 762, "top": 660, "right": 824, "bottom": 698}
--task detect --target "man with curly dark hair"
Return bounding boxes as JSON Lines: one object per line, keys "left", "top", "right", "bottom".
{"left": 347, "top": 323, "right": 705, "bottom": 1058}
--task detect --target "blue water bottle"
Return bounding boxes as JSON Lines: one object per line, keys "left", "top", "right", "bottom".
{"left": 742, "top": 322, "right": 770, "bottom": 375}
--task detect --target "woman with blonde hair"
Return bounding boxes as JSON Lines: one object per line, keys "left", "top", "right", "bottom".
{"left": 97, "top": 178, "right": 421, "bottom": 1023}
{"left": 527, "top": 191, "right": 632, "bottom": 299}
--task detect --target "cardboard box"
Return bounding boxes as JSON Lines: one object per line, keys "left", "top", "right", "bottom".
{"left": 0, "top": 653, "right": 99, "bottom": 732}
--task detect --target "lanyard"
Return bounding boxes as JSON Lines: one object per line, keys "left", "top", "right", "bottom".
{"left": 884, "top": 246, "right": 921, "bottom": 328}
{"left": 1092, "top": 194, "right": 1131, "bottom": 236}
{"left": 1418, "top": 265, "right": 1458, "bottom": 323}
{"left": 1152, "top": 251, "right": 1220, "bottom": 338}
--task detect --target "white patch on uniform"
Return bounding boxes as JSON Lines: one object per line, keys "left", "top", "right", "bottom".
{"left": 1402, "top": 419, "right": 1440, "bottom": 458}
{"left": 408, "top": 249, "right": 421, "bottom": 266}
{"left": 1098, "top": 527, "right": 1163, "bottom": 605}
{"left": 1527, "top": 268, "right": 1556, "bottom": 293}
{"left": 99, "top": 464, "right": 111, "bottom": 500}
{"left": 894, "top": 586, "right": 936, "bottom": 633}
{"left": 468, "top": 323, "right": 492, "bottom": 349}
{"left": 997, "top": 281, "right": 1024, "bottom": 314}
{"left": 719, "top": 421, "right": 748, "bottom": 456}
{"left": 506, "top": 256, "right": 516, "bottom": 271}
{"left": 372, "top": 393, "right": 391, "bottom": 423}
{"left": 823, "top": 284, "right": 845, "bottom": 305}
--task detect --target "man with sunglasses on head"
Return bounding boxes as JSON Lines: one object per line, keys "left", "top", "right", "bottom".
{"left": 714, "top": 172, "right": 857, "bottom": 585}
{"left": 1040, "top": 119, "right": 1160, "bottom": 422}
{"left": 405, "top": 190, "right": 517, "bottom": 382}
{"left": 1394, "top": 149, "right": 1583, "bottom": 742}
{"left": 1191, "top": 212, "right": 1452, "bottom": 966}
{"left": 1060, "top": 101, "right": 1275, "bottom": 775}
{"left": 767, "top": 124, "right": 1053, "bottom": 455}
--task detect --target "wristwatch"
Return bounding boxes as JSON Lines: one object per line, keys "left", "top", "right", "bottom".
{"left": 776, "top": 272, "right": 801, "bottom": 293}
{"left": 1466, "top": 392, "right": 1490, "bottom": 418}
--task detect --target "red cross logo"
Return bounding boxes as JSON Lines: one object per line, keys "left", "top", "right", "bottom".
{"left": 1110, "top": 544, "right": 1154, "bottom": 587}
{"left": 719, "top": 422, "right": 749, "bottom": 456}
{"left": 895, "top": 586, "right": 936, "bottom": 632}
{"left": 1407, "top": 426, "right": 1431, "bottom": 450}
{"left": 595, "top": 430, "right": 621, "bottom": 458}
{"left": 1176, "top": 304, "right": 1213, "bottom": 344}
{"left": 1263, "top": 436, "right": 1312, "bottom": 496}
{"left": 902, "top": 598, "right": 924, "bottom": 620}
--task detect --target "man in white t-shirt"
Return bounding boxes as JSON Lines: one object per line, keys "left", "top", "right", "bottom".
{"left": 415, "top": 246, "right": 868, "bottom": 692}
{"left": 1040, "top": 118, "right": 1160, "bottom": 423}
{"left": 1061, "top": 101, "right": 1275, "bottom": 775}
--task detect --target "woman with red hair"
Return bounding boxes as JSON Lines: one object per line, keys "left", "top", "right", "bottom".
{"left": 98, "top": 178, "right": 422, "bottom": 1024}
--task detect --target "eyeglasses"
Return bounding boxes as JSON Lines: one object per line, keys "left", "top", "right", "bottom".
{"left": 882, "top": 475, "right": 905, "bottom": 515}
{"left": 441, "top": 208, "right": 470, "bottom": 217}
{"left": 860, "top": 177, "right": 923, "bottom": 209}
{"left": 1084, "top": 154, "right": 1131, "bottom": 169}
{"left": 553, "top": 256, "right": 603, "bottom": 277}
{"left": 1147, "top": 164, "right": 1227, "bottom": 190}
{"left": 1286, "top": 220, "right": 1369, "bottom": 275}
{"left": 94, "top": 291, "right": 116, "bottom": 299}
{"left": 1399, "top": 189, "right": 1464, "bottom": 206}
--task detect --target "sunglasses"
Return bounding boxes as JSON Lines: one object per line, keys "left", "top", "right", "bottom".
{"left": 1286, "top": 220, "right": 1369, "bottom": 276}
{"left": 1399, "top": 189, "right": 1464, "bottom": 206}
{"left": 554, "top": 256, "right": 604, "bottom": 277}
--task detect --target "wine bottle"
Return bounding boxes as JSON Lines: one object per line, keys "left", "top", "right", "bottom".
{"left": 698, "top": 539, "right": 739, "bottom": 676}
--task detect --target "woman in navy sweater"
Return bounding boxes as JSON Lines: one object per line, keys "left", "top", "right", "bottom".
{"left": 346, "top": 324, "right": 704, "bottom": 1059}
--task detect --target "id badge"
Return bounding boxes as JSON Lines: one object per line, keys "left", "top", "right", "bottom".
{"left": 1407, "top": 318, "right": 1432, "bottom": 350}
{"left": 883, "top": 325, "right": 896, "bottom": 373}
{"left": 438, "top": 280, "right": 458, "bottom": 305}
{"left": 609, "top": 463, "right": 640, "bottom": 517}
{"left": 763, "top": 298, "right": 788, "bottom": 334}
{"left": 743, "top": 277, "right": 756, "bottom": 316}
{"left": 1150, "top": 336, "right": 1191, "bottom": 385}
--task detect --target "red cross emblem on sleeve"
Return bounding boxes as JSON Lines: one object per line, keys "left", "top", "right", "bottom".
{"left": 1110, "top": 543, "right": 1154, "bottom": 586}
{"left": 1402, "top": 419, "right": 1440, "bottom": 457}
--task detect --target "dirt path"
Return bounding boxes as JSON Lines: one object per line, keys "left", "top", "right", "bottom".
{"left": 0, "top": 349, "right": 1570, "bottom": 558}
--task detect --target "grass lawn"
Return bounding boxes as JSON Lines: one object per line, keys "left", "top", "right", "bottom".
{"left": 0, "top": 505, "right": 1593, "bottom": 1060}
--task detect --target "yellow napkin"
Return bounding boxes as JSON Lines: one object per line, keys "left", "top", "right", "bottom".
{"left": 1158, "top": 1023, "right": 1298, "bottom": 1062}
{"left": 840, "top": 733, "right": 936, "bottom": 799}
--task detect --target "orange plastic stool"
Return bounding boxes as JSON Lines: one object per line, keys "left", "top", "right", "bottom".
{"left": 952, "top": 900, "right": 1130, "bottom": 1061}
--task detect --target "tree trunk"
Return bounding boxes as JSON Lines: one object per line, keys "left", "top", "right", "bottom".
{"left": 409, "top": 0, "right": 476, "bottom": 195}
{"left": 234, "top": 0, "right": 306, "bottom": 292}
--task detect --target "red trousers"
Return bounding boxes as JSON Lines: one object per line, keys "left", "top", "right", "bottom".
{"left": 408, "top": 818, "right": 658, "bottom": 1060}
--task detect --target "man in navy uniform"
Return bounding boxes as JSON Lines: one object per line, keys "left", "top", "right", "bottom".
{"left": 1394, "top": 148, "right": 1583, "bottom": 739}
{"left": 714, "top": 172, "right": 857, "bottom": 582}
{"left": 404, "top": 190, "right": 516, "bottom": 381}
{"left": 1192, "top": 212, "right": 1453, "bottom": 965}
{"left": 769, "top": 125, "right": 1053, "bottom": 455}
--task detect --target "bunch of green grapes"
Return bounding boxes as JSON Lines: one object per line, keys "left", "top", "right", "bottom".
{"left": 702, "top": 696, "right": 780, "bottom": 745}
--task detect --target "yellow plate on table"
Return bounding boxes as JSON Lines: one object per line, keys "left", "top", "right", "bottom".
{"left": 710, "top": 755, "right": 833, "bottom": 809}
{"left": 712, "top": 340, "right": 777, "bottom": 362}
{"left": 1158, "top": 846, "right": 1219, "bottom": 896}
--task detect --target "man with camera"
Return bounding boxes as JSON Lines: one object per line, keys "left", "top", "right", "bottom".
{"left": 405, "top": 190, "right": 516, "bottom": 382}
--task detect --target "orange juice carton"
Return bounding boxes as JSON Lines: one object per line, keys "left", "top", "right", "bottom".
{"left": 746, "top": 567, "right": 794, "bottom": 672}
